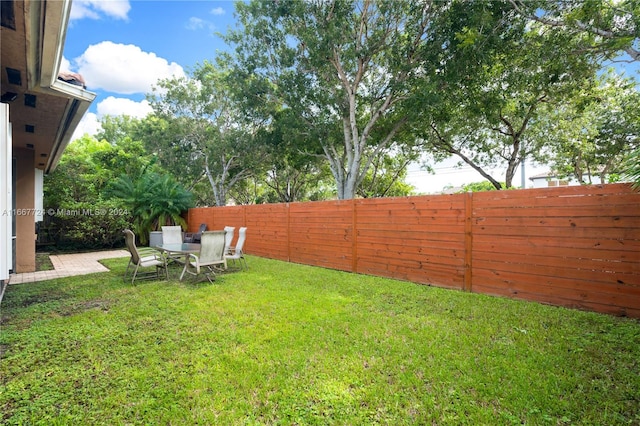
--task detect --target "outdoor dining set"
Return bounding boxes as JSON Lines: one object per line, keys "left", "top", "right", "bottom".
{"left": 123, "top": 225, "right": 247, "bottom": 284}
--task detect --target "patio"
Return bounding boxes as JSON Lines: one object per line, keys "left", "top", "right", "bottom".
{"left": 8, "top": 250, "right": 128, "bottom": 284}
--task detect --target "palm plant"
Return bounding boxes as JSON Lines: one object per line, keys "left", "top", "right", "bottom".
{"left": 108, "top": 172, "right": 193, "bottom": 244}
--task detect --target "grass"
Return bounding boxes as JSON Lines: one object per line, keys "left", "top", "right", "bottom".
{"left": 35, "top": 252, "right": 54, "bottom": 272}
{"left": 1, "top": 256, "right": 639, "bottom": 425}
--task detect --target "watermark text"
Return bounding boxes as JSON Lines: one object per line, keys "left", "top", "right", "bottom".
{"left": 1, "top": 208, "right": 130, "bottom": 217}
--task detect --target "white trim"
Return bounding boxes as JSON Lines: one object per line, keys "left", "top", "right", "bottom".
{"left": 35, "top": 169, "right": 44, "bottom": 222}
{"left": 0, "top": 104, "right": 12, "bottom": 281}
{"left": 39, "top": 0, "right": 71, "bottom": 89}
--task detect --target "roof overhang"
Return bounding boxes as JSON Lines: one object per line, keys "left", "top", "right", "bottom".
{"left": 1, "top": 0, "right": 96, "bottom": 173}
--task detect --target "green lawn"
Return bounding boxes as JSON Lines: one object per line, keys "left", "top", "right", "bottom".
{"left": 1, "top": 256, "right": 639, "bottom": 425}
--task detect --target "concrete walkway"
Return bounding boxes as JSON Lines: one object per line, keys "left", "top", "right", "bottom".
{"left": 9, "top": 250, "right": 129, "bottom": 284}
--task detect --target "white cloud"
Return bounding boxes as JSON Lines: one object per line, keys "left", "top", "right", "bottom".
{"left": 97, "top": 96, "right": 153, "bottom": 119}
{"left": 59, "top": 57, "right": 72, "bottom": 73}
{"left": 70, "top": 0, "right": 131, "bottom": 21}
{"left": 73, "top": 41, "right": 185, "bottom": 94}
{"left": 186, "top": 7, "right": 225, "bottom": 32}
{"left": 72, "top": 112, "right": 102, "bottom": 141}
{"left": 186, "top": 17, "right": 216, "bottom": 32}
{"left": 187, "top": 17, "right": 208, "bottom": 31}
{"left": 72, "top": 96, "right": 153, "bottom": 140}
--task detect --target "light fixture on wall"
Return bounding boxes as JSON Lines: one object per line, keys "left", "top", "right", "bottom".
{"left": 1, "top": 92, "right": 18, "bottom": 103}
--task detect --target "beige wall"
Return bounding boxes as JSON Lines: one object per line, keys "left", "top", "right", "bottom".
{"left": 14, "top": 148, "right": 35, "bottom": 273}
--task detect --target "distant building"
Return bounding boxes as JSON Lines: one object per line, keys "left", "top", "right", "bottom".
{"left": 529, "top": 171, "right": 603, "bottom": 188}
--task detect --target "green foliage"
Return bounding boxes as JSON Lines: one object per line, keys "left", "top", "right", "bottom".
{"left": 147, "top": 63, "right": 260, "bottom": 206}
{"left": 44, "top": 136, "right": 113, "bottom": 207}
{"left": 1, "top": 257, "right": 639, "bottom": 424}
{"left": 622, "top": 148, "right": 640, "bottom": 190}
{"left": 43, "top": 133, "right": 164, "bottom": 249}
{"left": 417, "top": 1, "right": 600, "bottom": 190}
{"left": 533, "top": 71, "right": 640, "bottom": 184}
{"left": 107, "top": 173, "right": 193, "bottom": 244}
{"left": 44, "top": 200, "right": 131, "bottom": 251}
{"left": 250, "top": 109, "right": 332, "bottom": 203}
{"left": 512, "top": 0, "right": 640, "bottom": 63}
{"left": 459, "top": 181, "right": 502, "bottom": 193}
{"left": 225, "top": 0, "right": 449, "bottom": 199}
{"left": 357, "top": 151, "right": 416, "bottom": 198}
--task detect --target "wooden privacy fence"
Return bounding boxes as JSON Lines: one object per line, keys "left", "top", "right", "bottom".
{"left": 188, "top": 183, "right": 640, "bottom": 318}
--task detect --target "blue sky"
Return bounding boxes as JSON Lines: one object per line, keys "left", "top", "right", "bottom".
{"left": 65, "top": 1, "right": 238, "bottom": 138}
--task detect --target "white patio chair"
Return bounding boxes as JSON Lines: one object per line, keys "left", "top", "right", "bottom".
{"left": 181, "top": 231, "right": 227, "bottom": 282}
{"left": 223, "top": 226, "right": 235, "bottom": 255}
{"left": 161, "top": 225, "right": 183, "bottom": 244}
{"left": 161, "top": 225, "right": 184, "bottom": 264}
{"left": 225, "top": 227, "right": 248, "bottom": 270}
{"left": 123, "top": 229, "right": 167, "bottom": 284}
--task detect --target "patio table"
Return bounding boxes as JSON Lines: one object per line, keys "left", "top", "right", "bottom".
{"left": 153, "top": 243, "right": 201, "bottom": 280}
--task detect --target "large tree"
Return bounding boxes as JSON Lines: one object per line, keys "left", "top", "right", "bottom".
{"left": 223, "top": 0, "right": 448, "bottom": 199}
{"left": 509, "top": 0, "right": 640, "bottom": 62}
{"left": 356, "top": 147, "right": 417, "bottom": 198}
{"left": 253, "top": 109, "right": 333, "bottom": 203}
{"left": 412, "top": 1, "right": 599, "bottom": 189}
{"left": 532, "top": 70, "right": 640, "bottom": 183}
{"left": 147, "top": 62, "right": 261, "bottom": 206}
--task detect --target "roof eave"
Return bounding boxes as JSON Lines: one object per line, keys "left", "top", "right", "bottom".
{"left": 26, "top": 0, "right": 96, "bottom": 173}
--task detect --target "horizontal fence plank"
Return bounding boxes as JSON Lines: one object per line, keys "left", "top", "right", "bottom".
{"left": 474, "top": 214, "right": 640, "bottom": 227}
{"left": 473, "top": 234, "right": 640, "bottom": 253}
{"left": 474, "top": 240, "right": 638, "bottom": 263}
{"left": 474, "top": 247, "right": 640, "bottom": 275}
{"left": 473, "top": 183, "right": 635, "bottom": 203}
{"left": 473, "top": 267, "right": 640, "bottom": 303}
{"left": 356, "top": 258, "right": 463, "bottom": 289}
{"left": 473, "top": 225, "right": 640, "bottom": 240}
{"left": 472, "top": 267, "right": 640, "bottom": 317}
{"left": 472, "top": 283, "right": 636, "bottom": 317}
{"left": 473, "top": 258, "right": 639, "bottom": 287}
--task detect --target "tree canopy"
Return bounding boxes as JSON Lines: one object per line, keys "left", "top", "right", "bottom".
{"left": 49, "top": 0, "right": 640, "bottom": 226}
{"left": 510, "top": 0, "right": 640, "bottom": 63}
{"left": 146, "top": 62, "right": 264, "bottom": 206}
{"left": 223, "top": 0, "right": 451, "bottom": 199}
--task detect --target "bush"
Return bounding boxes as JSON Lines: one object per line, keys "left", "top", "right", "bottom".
{"left": 41, "top": 200, "right": 132, "bottom": 251}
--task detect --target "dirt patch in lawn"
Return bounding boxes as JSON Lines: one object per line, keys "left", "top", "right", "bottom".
{"left": 36, "top": 253, "right": 54, "bottom": 271}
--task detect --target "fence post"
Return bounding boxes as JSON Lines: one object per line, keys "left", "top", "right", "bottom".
{"left": 243, "top": 205, "right": 247, "bottom": 228}
{"left": 463, "top": 192, "right": 473, "bottom": 292}
{"left": 286, "top": 203, "right": 291, "bottom": 263}
{"left": 352, "top": 199, "right": 358, "bottom": 273}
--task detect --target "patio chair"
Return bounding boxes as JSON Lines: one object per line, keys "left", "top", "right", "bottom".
{"left": 161, "top": 225, "right": 183, "bottom": 244}
{"left": 223, "top": 226, "right": 235, "bottom": 255}
{"left": 184, "top": 223, "right": 207, "bottom": 243}
{"left": 161, "top": 225, "right": 184, "bottom": 264}
{"left": 181, "top": 231, "right": 227, "bottom": 282}
{"left": 225, "top": 227, "right": 248, "bottom": 270}
{"left": 123, "top": 229, "right": 168, "bottom": 284}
